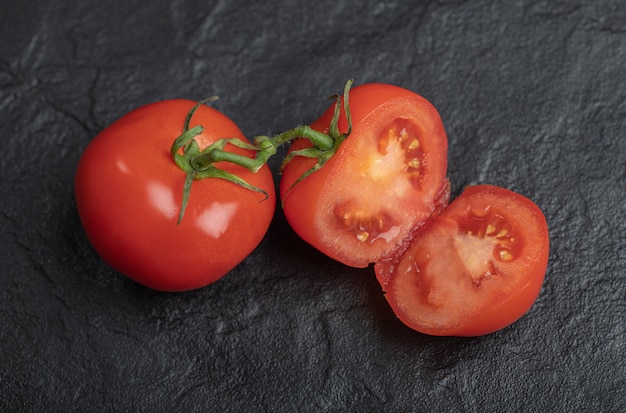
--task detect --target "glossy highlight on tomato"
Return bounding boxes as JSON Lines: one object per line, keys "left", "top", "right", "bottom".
{"left": 280, "top": 83, "right": 450, "bottom": 268}
{"left": 375, "top": 185, "right": 549, "bottom": 336}
{"left": 75, "top": 99, "right": 276, "bottom": 292}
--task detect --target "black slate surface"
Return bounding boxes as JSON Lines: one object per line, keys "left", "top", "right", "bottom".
{"left": 1, "top": 1, "right": 625, "bottom": 412}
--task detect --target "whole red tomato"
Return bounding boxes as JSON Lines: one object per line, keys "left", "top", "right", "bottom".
{"left": 75, "top": 99, "right": 275, "bottom": 292}
{"left": 280, "top": 83, "right": 450, "bottom": 268}
{"left": 375, "top": 185, "right": 550, "bottom": 336}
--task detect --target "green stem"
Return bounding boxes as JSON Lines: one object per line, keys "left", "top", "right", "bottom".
{"left": 269, "top": 125, "right": 335, "bottom": 149}
{"left": 171, "top": 79, "right": 354, "bottom": 223}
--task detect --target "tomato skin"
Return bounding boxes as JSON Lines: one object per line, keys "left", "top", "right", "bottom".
{"left": 375, "top": 185, "right": 549, "bottom": 336}
{"left": 280, "top": 83, "right": 449, "bottom": 268}
{"left": 75, "top": 100, "right": 276, "bottom": 292}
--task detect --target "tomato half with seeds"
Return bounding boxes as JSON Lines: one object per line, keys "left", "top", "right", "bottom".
{"left": 375, "top": 185, "right": 549, "bottom": 336}
{"left": 75, "top": 99, "right": 275, "bottom": 292}
{"left": 280, "top": 83, "right": 450, "bottom": 268}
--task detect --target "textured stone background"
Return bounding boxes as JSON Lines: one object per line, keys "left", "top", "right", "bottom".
{"left": 1, "top": 0, "right": 625, "bottom": 411}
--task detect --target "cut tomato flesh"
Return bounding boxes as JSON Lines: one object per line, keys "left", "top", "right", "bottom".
{"left": 280, "top": 83, "right": 449, "bottom": 268}
{"left": 315, "top": 97, "right": 449, "bottom": 267}
{"left": 329, "top": 118, "right": 426, "bottom": 244}
{"left": 375, "top": 185, "right": 549, "bottom": 336}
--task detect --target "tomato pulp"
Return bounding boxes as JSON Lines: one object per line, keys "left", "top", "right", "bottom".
{"left": 280, "top": 83, "right": 450, "bottom": 268}
{"left": 75, "top": 99, "right": 276, "bottom": 292}
{"left": 375, "top": 185, "right": 549, "bottom": 336}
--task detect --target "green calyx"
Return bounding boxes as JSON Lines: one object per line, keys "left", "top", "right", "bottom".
{"left": 171, "top": 79, "right": 354, "bottom": 224}
{"left": 279, "top": 79, "right": 353, "bottom": 193}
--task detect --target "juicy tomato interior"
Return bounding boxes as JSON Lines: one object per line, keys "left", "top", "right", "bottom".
{"left": 280, "top": 83, "right": 449, "bottom": 268}
{"left": 375, "top": 184, "right": 549, "bottom": 336}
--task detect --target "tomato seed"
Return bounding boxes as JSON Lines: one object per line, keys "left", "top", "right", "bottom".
{"left": 376, "top": 217, "right": 384, "bottom": 230}
{"left": 499, "top": 249, "right": 514, "bottom": 261}
{"left": 496, "top": 228, "right": 508, "bottom": 238}
{"left": 408, "top": 159, "right": 420, "bottom": 169}
{"left": 398, "top": 128, "right": 408, "bottom": 141}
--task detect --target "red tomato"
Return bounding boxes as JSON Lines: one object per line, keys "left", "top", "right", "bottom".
{"left": 75, "top": 99, "right": 275, "bottom": 292}
{"left": 375, "top": 185, "right": 549, "bottom": 336}
{"left": 280, "top": 83, "right": 450, "bottom": 268}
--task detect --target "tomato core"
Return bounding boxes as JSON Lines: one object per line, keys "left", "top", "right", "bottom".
{"left": 376, "top": 118, "right": 425, "bottom": 191}
{"left": 331, "top": 117, "right": 427, "bottom": 245}
{"left": 453, "top": 207, "right": 524, "bottom": 286}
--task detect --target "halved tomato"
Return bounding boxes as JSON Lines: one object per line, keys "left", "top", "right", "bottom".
{"left": 375, "top": 184, "right": 549, "bottom": 336}
{"left": 280, "top": 83, "right": 450, "bottom": 267}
